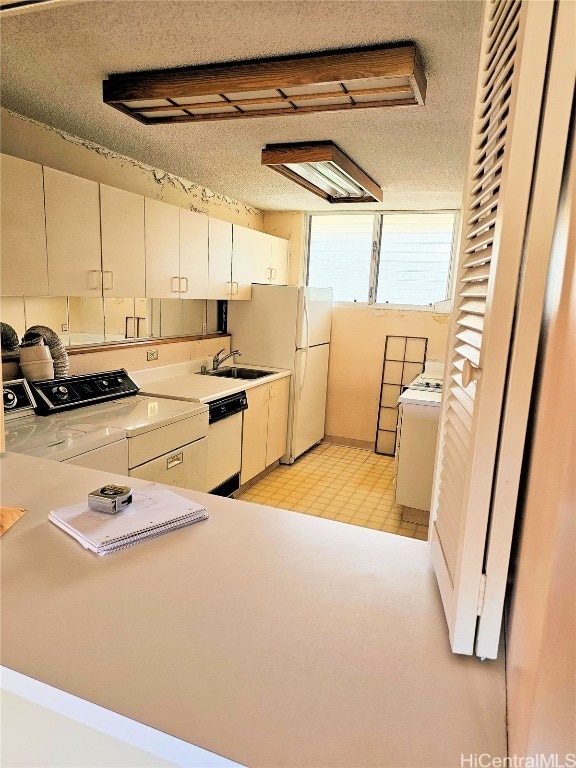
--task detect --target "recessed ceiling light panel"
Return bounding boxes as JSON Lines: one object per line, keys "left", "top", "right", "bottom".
{"left": 103, "top": 43, "right": 426, "bottom": 124}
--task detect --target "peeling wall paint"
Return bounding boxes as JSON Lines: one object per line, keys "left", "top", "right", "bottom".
{"left": 0, "top": 108, "right": 263, "bottom": 228}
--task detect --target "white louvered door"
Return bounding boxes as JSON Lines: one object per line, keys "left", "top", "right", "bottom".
{"left": 429, "top": 0, "right": 555, "bottom": 658}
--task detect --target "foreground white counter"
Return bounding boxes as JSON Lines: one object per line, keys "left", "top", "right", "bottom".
{"left": 0, "top": 452, "right": 506, "bottom": 768}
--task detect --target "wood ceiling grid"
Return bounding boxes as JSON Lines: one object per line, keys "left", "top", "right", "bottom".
{"left": 103, "top": 43, "right": 426, "bottom": 124}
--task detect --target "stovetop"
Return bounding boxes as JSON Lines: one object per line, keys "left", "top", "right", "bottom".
{"left": 408, "top": 373, "right": 443, "bottom": 392}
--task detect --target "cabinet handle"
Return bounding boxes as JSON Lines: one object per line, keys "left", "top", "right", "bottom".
{"left": 226, "top": 281, "right": 232, "bottom": 295}
{"left": 167, "top": 452, "right": 183, "bottom": 470}
{"left": 180, "top": 277, "right": 189, "bottom": 293}
{"left": 103, "top": 270, "right": 114, "bottom": 290}
{"left": 267, "top": 267, "right": 272, "bottom": 282}
{"left": 271, "top": 268, "right": 277, "bottom": 280}
{"left": 89, "top": 270, "right": 103, "bottom": 290}
{"left": 462, "top": 359, "right": 481, "bottom": 388}
{"left": 171, "top": 276, "right": 180, "bottom": 293}
{"left": 232, "top": 281, "right": 239, "bottom": 295}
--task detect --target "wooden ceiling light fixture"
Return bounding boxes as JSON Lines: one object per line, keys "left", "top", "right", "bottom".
{"left": 261, "top": 142, "right": 383, "bottom": 203}
{"left": 102, "top": 43, "right": 426, "bottom": 124}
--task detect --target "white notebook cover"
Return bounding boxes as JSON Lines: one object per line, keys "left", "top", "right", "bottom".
{"left": 49, "top": 484, "right": 208, "bottom": 555}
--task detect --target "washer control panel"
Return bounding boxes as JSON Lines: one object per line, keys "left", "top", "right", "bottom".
{"left": 3, "top": 379, "right": 37, "bottom": 420}
{"left": 30, "top": 369, "right": 139, "bottom": 414}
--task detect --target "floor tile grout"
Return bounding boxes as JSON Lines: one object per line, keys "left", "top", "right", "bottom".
{"left": 238, "top": 442, "right": 429, "bottom": 541}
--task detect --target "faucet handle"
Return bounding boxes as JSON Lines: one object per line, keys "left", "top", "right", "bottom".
{"left": 213, "top": 348, "right": 226, "bottom": 362}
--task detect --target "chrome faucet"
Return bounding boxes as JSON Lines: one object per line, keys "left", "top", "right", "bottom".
{"left": 213, "top": 348, "right": 241, "bottom": 370}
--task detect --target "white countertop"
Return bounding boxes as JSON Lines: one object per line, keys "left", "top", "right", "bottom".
{"left": 133, "top": 365, "right": 291, "bottom": 404}
{"left": 46, "top": 395, "right": 209, "bottom": 437}
{"left": 0, "top": 452, "right": 506, "bottom": 768}
{"left": 398, "top": 387, "right": 442, "bottom": 406}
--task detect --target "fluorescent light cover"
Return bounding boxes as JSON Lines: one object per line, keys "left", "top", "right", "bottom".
{"left": 262, "top": 141, "right": 383, "bottom": 204}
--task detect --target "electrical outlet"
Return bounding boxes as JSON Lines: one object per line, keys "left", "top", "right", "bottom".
{"left": 61, "top": 323, "right": 68, "bottom": 333}
{"left": 202, "top": 322, "right": 207, "bottom": 333}
{"left": 147, "top": 349, "right": 158, "bottom": 362}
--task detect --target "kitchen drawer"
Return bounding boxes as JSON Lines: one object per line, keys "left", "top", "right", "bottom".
{"left": 129, "top": 438, "right": 208, "bottom": 493}
{"left": 128, "top": 413, "right": 208, "bottom": 469}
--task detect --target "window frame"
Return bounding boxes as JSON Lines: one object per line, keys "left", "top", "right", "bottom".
{"left": 305, "top": 209, "right": 459, "bottom": 311}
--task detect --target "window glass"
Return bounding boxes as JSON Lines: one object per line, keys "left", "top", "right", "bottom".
{"left": 307, "top": 212, "right": 456, "bottom": 306}
{"left": 308, "top": 214, "right": 373, "bottom": 302}
{"left": 376, "top": 213, "right": 455, "bottom": 305}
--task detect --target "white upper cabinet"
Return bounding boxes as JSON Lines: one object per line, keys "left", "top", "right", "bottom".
{"left": 1, "top": 156, "right": 289, "bottom": 305}
{"left": 269, "top": 235, "right": 289, "bottom": 285}
{"left": 144, "top": 198, "right": 180, "bottom": 299}
{"left": 179, "top": 209, "right": 209, "bottom": 298}
{"left": 100, "top": 185, "right": 145, "bottom": 298}
{"left": 44, "top": 167, "right": 102, "bottom": 297}
{"left": 1, "top": 154, "right": 48, "bottom": 297}
{"left": 232, "top": 225, "right": 268, "bottom": 300}
{"left": 207, "top": 218, "right": 233, "bottom": 299}
{"left": 233, "top": 226, "right": 269, "bottom": 287}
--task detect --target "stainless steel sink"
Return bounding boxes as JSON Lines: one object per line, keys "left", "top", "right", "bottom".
{"left": 197, "top": 367, "right": 275, "bottom": 380}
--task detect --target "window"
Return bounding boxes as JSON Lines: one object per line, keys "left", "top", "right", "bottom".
{"left": 307, "top": 212, "right": 456, "bottom": 306}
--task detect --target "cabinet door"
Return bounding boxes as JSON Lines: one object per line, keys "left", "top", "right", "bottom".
{"left": 100, "top": 184, "right": 145, "bottom": 297}
{"left": 44, "top": 167, "right": 102, "bottom": 297}
{"left": 269, "top": 235, "right": 289, "bottom": 285}
{"left": 240, "top": 383, "right": 269, "bottom": 485}
{"left": 1, "top": 154, "right": 48, "bottom": 296}
{"left": 207, "top": 217, "right": 232, "bottom": 299}
{"left": 144, "top": 198, "right": 180, "bottom": 299}
{"left": 266, "top": 376, "right": 290, "bottom": 466}
{"left": 180, "top": 209, "right": 208, "bottom": 298}
{"left": 395, "top": 403, "right": 440, "bottom": 511}
{"left": 230, "top": 226, "right": 254, "bottom": 300}
{"left": 233, "top": 226, "right": 269, "bottom": 288}
{"left": 129, "top": 439, "right": 208, "bottom": 493}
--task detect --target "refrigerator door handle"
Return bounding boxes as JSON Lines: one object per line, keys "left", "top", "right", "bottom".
{"left": 303, "top": 294, "right": 310, "bottom": 350}
{"left": 299, "top": 347, "right": 308, "bottom": 400}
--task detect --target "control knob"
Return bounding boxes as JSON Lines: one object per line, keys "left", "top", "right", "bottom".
{"left": 53, "top": 385, "right": 69, "bottom": 401}
{"left": 3, "top": 389, "right": 17, "bottom": 410}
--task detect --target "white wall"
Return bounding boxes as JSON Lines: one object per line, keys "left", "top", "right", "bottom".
{"left": 325, "top": 306, "right": 450, "bottom": 446}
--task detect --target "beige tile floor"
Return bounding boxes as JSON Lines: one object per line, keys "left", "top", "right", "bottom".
{"left": 238, "top": 442, "right": 429, "bottom": 540}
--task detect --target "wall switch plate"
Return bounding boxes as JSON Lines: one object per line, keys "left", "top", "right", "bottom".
{"left": 147, "top": 349, "right": 158, "bottom": 362}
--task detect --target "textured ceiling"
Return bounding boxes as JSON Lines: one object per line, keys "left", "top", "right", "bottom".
{"left": 0, "top": 0, "right": 483, "bottom": 212}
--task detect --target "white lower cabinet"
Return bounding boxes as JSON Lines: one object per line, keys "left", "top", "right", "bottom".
{"left": 129, "top": 438, "right": 208, "bottom": 493}
{"left": 394, "top": 402, "right": 440, "bottom": 512}
{"left": 241, "top": 377, "right": 289, "bottom": 485}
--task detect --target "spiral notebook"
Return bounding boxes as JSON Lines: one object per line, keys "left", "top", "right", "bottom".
{"left": 49, "top": 484, "right": 208, "bottom": 555}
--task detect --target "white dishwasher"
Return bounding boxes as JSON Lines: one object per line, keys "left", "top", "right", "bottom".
{"left": 134, "top": 372, "right": 249, "bottom": 496}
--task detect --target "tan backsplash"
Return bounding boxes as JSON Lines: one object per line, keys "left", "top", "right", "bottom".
{"left": 67, "top": 337, "right": 231, "bottom": 377}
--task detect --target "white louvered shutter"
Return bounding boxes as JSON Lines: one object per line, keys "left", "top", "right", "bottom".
{"left": 429, "top": 0, "right": 555, "bottom": 657}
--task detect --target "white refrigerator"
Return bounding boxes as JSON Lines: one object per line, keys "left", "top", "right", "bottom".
{"left": 228, "top": 284, "right": 332, "bottom": 463}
